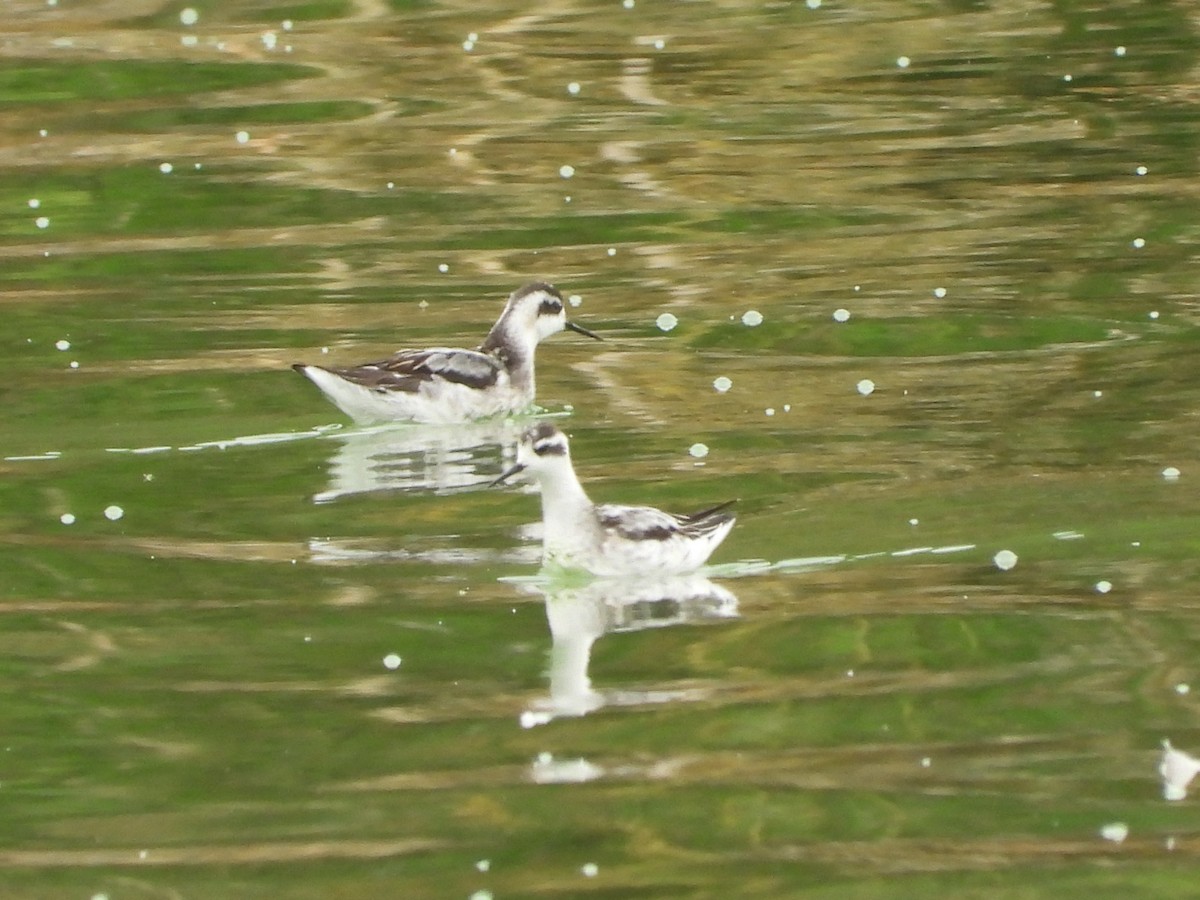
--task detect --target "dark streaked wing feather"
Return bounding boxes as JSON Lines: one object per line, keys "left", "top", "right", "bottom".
{"left": 596, "top": 500, "right": 736, "bottom": 542}
{"left": 323, "top": 348, "right": 503, "bottom": 393}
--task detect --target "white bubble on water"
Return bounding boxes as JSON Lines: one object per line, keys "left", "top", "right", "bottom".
{"left": 437, "top": 263, "right": 449, "bottom": 273}
{"left": 35, "top": 216, "right": 49, "bottom": 229}
{"left": 581, "top": 863, "right": 599, "bottom": 877}
{"left": 1162, "top": 466, "right": 1181, "bottom": 481}
{"left": 656, "top": 312, "right": 678, "bottom": 332}
{"left": 180, "top": 7, "right": 199, "bottom": 25}
{"left": 567, "top": 81, "right": 581, "bottom": 95}
{"left": 856, "top": 379, "right": 875, "bottom": 396}
{"left": 283, "top": 19, "right": 294, "bottom": 31}
{"left": 713, "top": 376, "right": 732, "bottom": 393}
{"left": 1095, "top": 580, "right": 1112, "bottom": 594}
{"left": 475, "top": 859, "right": 491, "bottom": 872}
{"left": 1132, "top": 237, "right": 1145, "bottom": 249}
{"left": 235, "top": 130, "right": 250, "bottom": 144}
{"left": 159, "top": 162, "right": 173, "bottom": 174}
{"left": 568, "top": 294, "right": 582, "bottom": 307}
{"left": 741, "top": 309, "right": 763, "bottom": 327}
{"left": 933, "top": 286, "right": 947, "bottom": 298}
{"left": 806, "top": 0, "right": 821, "bottom": 7}
{"left": 28, "top": 198, "right": 40, "bottom": 209}
{"left": 55, "top": 339, "right": 70, "bottom": 351}
{"left": 689, "top": 443, "right": 709, "bottom": 458}
{"left": 993, "top": 549, "right": 1018, "bottom": 571}
{"left": 383, "top": 653, "right": 402, "bottom": 670}
{"left": 1115, "top": 45, "right": 1127, "bottom": 57}
{"left": 833, "top": 308, "right": 850, "bottom": 323}
{"left": 60, "top": 513, "right": 75, "bottom": 525}
{"left": 897, "top": 56, "right": 911, "bottom": 68}
{"left": 1100, "top": 822, "right": 1128, "bottom": 843}
{"left": 104, "top": 505, "right": 124, "bottom": 521}
{"left": 1149, "top": 310, "right": 1159, "bottom": 320}
{"left": 262, "top": 31, "right": 278, "bottom": 50}
{"left": 559, "top": 164, "right": 575, "bottom": 179}
{"left": 653, "top": 39, "right": 665, "bottom": 50}
{"left": 69, "top": 360, "right": 79, "bottom": 369}
{"left": 1135, "top": 165, "right": 1148, "bottom": 176}
{"left": 606, "top": 247, "right": 617, "bottom": 256}
{"left": 623, "top": 0, "right": 635, "bottom": 8}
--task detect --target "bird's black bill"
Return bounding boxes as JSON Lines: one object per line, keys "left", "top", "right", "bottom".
{"left": 566, "top": 320, "right": 602, "bottom": 341}
{"left": 490, "top": 462, "right": 527, "bottom": 487}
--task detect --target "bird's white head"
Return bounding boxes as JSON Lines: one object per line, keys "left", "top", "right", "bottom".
{"left": 500, "top": 282, "right": 601, "bottom": 345}
{"left": 491, "top": 422, "right": 573, "bottom": 486}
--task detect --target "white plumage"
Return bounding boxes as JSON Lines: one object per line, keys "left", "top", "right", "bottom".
{"left": 494, "top": 423, "right": 736, "bottom": 577}
{"left": 293, "top": 282, "right": 599, "bottom": 424}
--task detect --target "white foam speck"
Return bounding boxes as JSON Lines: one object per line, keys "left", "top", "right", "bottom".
{"left": 689, "top": 443, "right": 709, "bottom": 458}
{"left": 104, "top": 505, "right": 124, "bottom": 521}
{"left": 623, "top": 0, "right": 635, "bottom": 7}
{"left": 656, "top": 312, "right": 678, "bottom": 332}
{"left": 437, "top": 263, "right": 449, "bottom": 273}
{"left": 654, "top": 39, "right": 665, "bottom": 50}
{"left": 1100, "top": 822, "right": 1128, "bottom": 843}
{"left": 1132, "top": 237, "right": 1145, "bottom": 249}
{"left": 806, "top": 0, "right": 821, "bottom": 7}
{"left": 833, "top": 308, "right": 850, "bottom": 323}
{"left": 568, "top": 294, "right": 582, "bottom": 307}
{"left": 69, "top": 360, "right": 79, "bottom": 369}
{"left": 741, "top": 309, "right": 763, "bottom": 327}
{"left": 262, "top": 31, "right": 278, "bottom": 51}
{"left": 469, "top": 891, "right": 493, "bottom": 900}
{"left": 765, "top": 408, "right": 775, "bottom": 416}
{"left": 993, "top": 549, "right": 1018, "bottom": 571}
{"left": 1161, "top": 740, "right": 1200, "bottom": 801}
{"left": 35, "top": 216, "right": 49, "bottom": 229}
{"left": 933, "top": 286, "right": 947, "bottom": 298}
{"left": 60, "top": 513, "right": 75, "bottom": 525}
{"left": 856, "top": 379, "right": 875, "bottom": 396}
{"left": 159, "top": 162, "right": 173, "bottom": 174}
{"left": 897, "top": 56, "right": 911, "bottom": 68}
{"left": 462, "top": 39, "right": 475, "bottom": 51}
{"left": 567, "top": 81, "right": 581, "bottom": 95}
{"left": 55, "top": 339, "right": 70, "bottom": 351}
{"left": 1095, "top": 580, "right": 1112, "bottom": 594}
{"left": 1162, "top": 466, "right": 1181, "bottom": 481}
{"left": 179, "top": 7, "right": 199, "bottom": 25}
{"left": 559, "top": 164, "right": 575, "bottom": 179}
{"left": 582, "top": 863, "right": 599, "bottom": 877}
{"left": 28, "top": 198, "right": 40, "bottom": 209}
{"left": 713, "top": 376, "right": 732, "bottom": 393}
{"left": 383, "top": 653, "right": 402, "bottom": 670}
{"left": 606, "top": 247, "right": 617, "bottom": 256}
{"left": 1135, "top": 165, "right": 1148, "bottom": 176}
{"left": 282, "top": 19, "right": 294, "bottom": 31}
{"left": 1149, "top": 310, "right": 1159, "bottom": 319}
{"left": 235, "top": 130, "right": 250, "bottom": 144}
{"left": 1175, "top": 683, "right": 1190, "bottom": 695}
{"left": 475, "top": 859, "right": 490, "bottom": 872}
{"left": 1063, "top": 73, "right": 1073, "bottom": 82}
{"left": 1115, "top": 46, "right": 1127, "bottom": 57}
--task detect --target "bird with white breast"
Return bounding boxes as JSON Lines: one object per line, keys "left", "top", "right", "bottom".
{"left": 293, "top": 282, "right": 600, "bottom": 424}
{"left": 493, "top": 423, "right": 736, "bottom": 578}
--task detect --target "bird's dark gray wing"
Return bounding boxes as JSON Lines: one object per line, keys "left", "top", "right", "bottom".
{"left": 319, "top": 348, "right": 504, "bottom": 393}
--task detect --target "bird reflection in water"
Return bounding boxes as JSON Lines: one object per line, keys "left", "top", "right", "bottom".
{"left": 513, "top": 574, "right": 738, "bottom": 727}
{"left": 309, "top": 418, "right": 538, "bottom": 503}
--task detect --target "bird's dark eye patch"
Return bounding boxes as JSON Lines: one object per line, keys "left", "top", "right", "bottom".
{"left": 533, "top": 438, "right": 567, "bottom": 456}
{"left": 538, "top": 298, "right": 564, "bottom": 316}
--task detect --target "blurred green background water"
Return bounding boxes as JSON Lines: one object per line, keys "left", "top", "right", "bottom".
{"left": 2, "top": 1, "right": 1200, "bottom": 897}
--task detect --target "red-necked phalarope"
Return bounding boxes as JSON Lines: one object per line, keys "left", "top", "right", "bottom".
{"left": 293, "top": 282, "right": 600, "bottom": 424}
{"left": 493, "top": 423, "right": 736, "bottom": 577}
